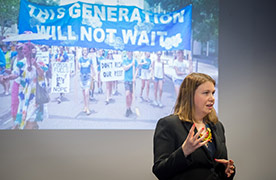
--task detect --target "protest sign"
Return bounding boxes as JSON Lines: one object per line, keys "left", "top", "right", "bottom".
{"left": 100, "top": 58, "right": 124, "bottom": 82}
{"left": 36, "top": 51, "right": 49, "bottom": 64}
{"left": 68, "top": 53, "right": 75, "bottom": 74}
{"left": 51, "top": 62, "right": 71, "bottom": 93}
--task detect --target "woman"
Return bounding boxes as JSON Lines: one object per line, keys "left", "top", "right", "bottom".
{"left": 152, "top": 73, "right": 235, "bottom": 180}
{"left": 105, "top": 50, "right": 114, "bottom": 105}
{"left": 4, "top": 43, "right": 25, "bottom": 121}
{"left": 13, "top": 42, "right": 47, "bottom": 129}
{"left": 96, "top": 49, "right": 105, "bottom": 94}
{"left": 173, "top": 50, "right": 188, "bottom": 96}
{"left": 88, "top": 48, "right": 97, "bottom": 100}
{"left": 78, "top": 47, "right": 94, "bottom": 115}
{"left": 152, "top": 51, "right": 164, "bottom": 107}
{"left": 139, "top": 52, "right": 152, "bottom": 102}
{"left": 0, "top": 45, "right": 10, "bottom": 95}
{"left": 122, "top": 51, "right": 138, "bottom": 117}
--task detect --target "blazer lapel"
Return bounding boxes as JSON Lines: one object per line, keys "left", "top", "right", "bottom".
{"left": 211, "top": 124, "right": 223, "bottom": 158}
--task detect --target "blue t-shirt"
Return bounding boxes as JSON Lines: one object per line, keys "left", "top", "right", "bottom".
{"left": 97, "top": 56, "right": 105, "bottom": 71}
{"left": 11, "top": 51, "right": 17, "bottom": 59}
{"left": 79, "top": 57, "right": 92, "bottom": 74}
{"left": 141, "top": 58, "right": 151, "bottom": 69}
{"left": 55, "top": 52, "right": 68, "bottom": 62}
{"left": 0, "top": 49, "right": 5, "bottom": 68}
{"left": 122, "top": 58, "right": 138, "bottom": 82}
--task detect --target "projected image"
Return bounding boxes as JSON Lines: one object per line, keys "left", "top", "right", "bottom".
{"left": 0, "top": 0, "right": 218, "bottom": 129}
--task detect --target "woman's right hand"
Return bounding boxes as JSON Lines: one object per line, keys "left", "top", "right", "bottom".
{"left": 182, "top": 124, "right": 209, "bottom": 157}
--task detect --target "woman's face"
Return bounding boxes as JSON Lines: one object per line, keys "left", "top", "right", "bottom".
{"left": 31, "top": 48, "right": 36, "bottom": 57}
{"left": 107, "top": 52, "right": 113, "bottom": 59}
{"left": 17, "top": 47, "right": 23, "bottom": 57}
{"left": 177, "top": 50, "right": 184, "bottom": 60}
{"left": 194, "top": 81, "right": 215, "bottom": 120}
{"left": 127, "top": 51, "right": 133, "bottom": 59}
{"left": 145, "top": 52, "right": 150, "bottom": 58}
{"left": 156, "top": 52, "right": 162, "bottom": 61}
{"left": 82, "top": 48, "right": 88, "bottom": 56}
{"left": 22, "top": 45, "right": 29, "bottom": 57}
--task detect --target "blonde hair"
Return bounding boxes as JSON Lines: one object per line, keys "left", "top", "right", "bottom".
{"left": 173, "top": 73, "right": 218, "bottom": 124}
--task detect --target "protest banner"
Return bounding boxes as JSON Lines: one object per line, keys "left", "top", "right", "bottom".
{"left": 51, "top": 62, "right": 71, "bottom": 93}
{"left": 19, "top": 0, "right": 192, "bottom": 51}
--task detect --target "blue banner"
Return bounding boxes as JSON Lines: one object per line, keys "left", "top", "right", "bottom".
{"left": 19, "top": 0, "right": 192, "bottom": 51}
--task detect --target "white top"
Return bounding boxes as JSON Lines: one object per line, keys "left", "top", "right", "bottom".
{"left": 12, "top": 57, "right": 26, "bottom": 84}
{"left": 154, "top": 60, "right": 164, "bottom": 79}
{"left": 173, "top": 59, "right": 188, "bottom": 80}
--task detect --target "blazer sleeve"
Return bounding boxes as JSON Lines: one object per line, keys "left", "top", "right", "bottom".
{"left": 152, "top": 117, "right": 192, "bottom": 180}
{"left": 214, "top": 121, "right": 236, "bottom": 180}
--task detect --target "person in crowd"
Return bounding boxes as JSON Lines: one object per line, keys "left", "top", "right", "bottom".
{"left": 111, "top": 50, "right": 120, "bottom": 96}
{"left": 88, "top": 48, "right": 97, "bottom": 100}
{"left": 122, "top": 51, "right": 138, "bottom": 117}
{"left": 96, "top": 49, "right": 105, "bottom": 94}
{"left": 40, "top": 45, "right": 52, "bottom": 88}
{"left": 78, "top": 47, "right": 94, "bottom": 115}
{"left": 105, "top": 50, "right": 114, "bottom": 105}
{"left": 0, "top": 45, "right": 11, "bottom": 95}
{"left": 3, "top": 44, "right": 12, "bottom": 72}
{"left": 4, "top": 43, "right": 25, "bottom": 121}
{"left": 152, "top": 73, "right": 235, "bottom": 180}
{"left": 0, "top": 46, "right": 9, "bottom": 95}
{"left": 139, "top": 52, "right": 152, "bottom": 102}
{"left": 152, "top": 51, "right": 165, "bottom": 107}
{"left": 173, "top": 50, "right": 189, "bottom": 96}
{"left": 55, "top": 46, "right": 68, "bottom": 103}
{"left": 10, "top": 44, "right": 18, "bottom": 68}
{"left": 12, "top": 42, "right": 48, "bottom": 129}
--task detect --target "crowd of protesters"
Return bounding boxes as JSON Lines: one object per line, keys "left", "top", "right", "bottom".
{"left": 0, "top": 41, "right": 192, "bottom": 127}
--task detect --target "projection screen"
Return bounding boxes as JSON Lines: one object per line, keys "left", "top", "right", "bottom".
{"left": 0, "top": 0, "right": 218, "bottom": 129}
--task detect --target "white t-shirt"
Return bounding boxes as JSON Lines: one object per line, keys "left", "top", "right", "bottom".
{"left": 154, "top": 60, "right": 164, "bottom": 79}
{"left": 173, "top": 59, "right": 188, "bottom": 80}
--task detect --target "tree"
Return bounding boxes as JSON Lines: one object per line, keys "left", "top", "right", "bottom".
{"left": 0, "top": 0, "right": 60, "bottom": 40}
{"left": 28, "top": 0, "right": 60, "bottom": 6}
{"left": 0, "top": 0, "right": 20, "bottom": 39}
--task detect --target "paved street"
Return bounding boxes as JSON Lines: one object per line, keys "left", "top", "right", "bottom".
{"left": 0, "top": 59, "right": 218, "bottom": 130}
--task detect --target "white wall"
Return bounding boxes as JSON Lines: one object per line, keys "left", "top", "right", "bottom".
{"left": 0, "top": 0, "right": 276, "bottom": 179}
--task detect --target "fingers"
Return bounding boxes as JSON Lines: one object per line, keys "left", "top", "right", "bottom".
{"left": 215, "top": 159, "right": 235, "bottom": 177}
{"left": 193, "top": 127, "right": 209, "bottom": 149}
{"left": 228, "top": 159, "right": 235, "bottom": 173}
{"left": 214, "top": 158, "right": 228, "bottom": 164}
{"left": 195, "top": 139, "right": 209, "bottom": 149}
{"left": 188, "top": 125, "right": 209, "bottom": 146}
{"left": 193, "top": 127, "right": 205, "bottom": 141}
{"left": 198, "top": 130, "right": 209, "bottom": 142}
{"left": 182, "top": 124, "right": 211, "bottom": 157}
{"left": 186, "top": 123, "right": 195, "bottom": 140}
{"left": 226, "top": 165, "right": 235, "bottom": 177}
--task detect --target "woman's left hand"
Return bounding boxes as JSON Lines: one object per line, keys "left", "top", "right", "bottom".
{"left": 215, "top": 159, "right": 235, "bottom": 177}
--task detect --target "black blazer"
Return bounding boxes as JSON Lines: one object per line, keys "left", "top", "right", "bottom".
{"left": 152, "top": 115, "right": 235, "bottom": 180}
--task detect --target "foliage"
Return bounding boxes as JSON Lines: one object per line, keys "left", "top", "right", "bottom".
{"left": 0, "top": 0, "right": 20, "bottom": 37}
{"left": 28, "top": 0, "right": 60, "bottom": 6}
{"left": 0, "top": 0, "right": 59, "bottom": 38}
